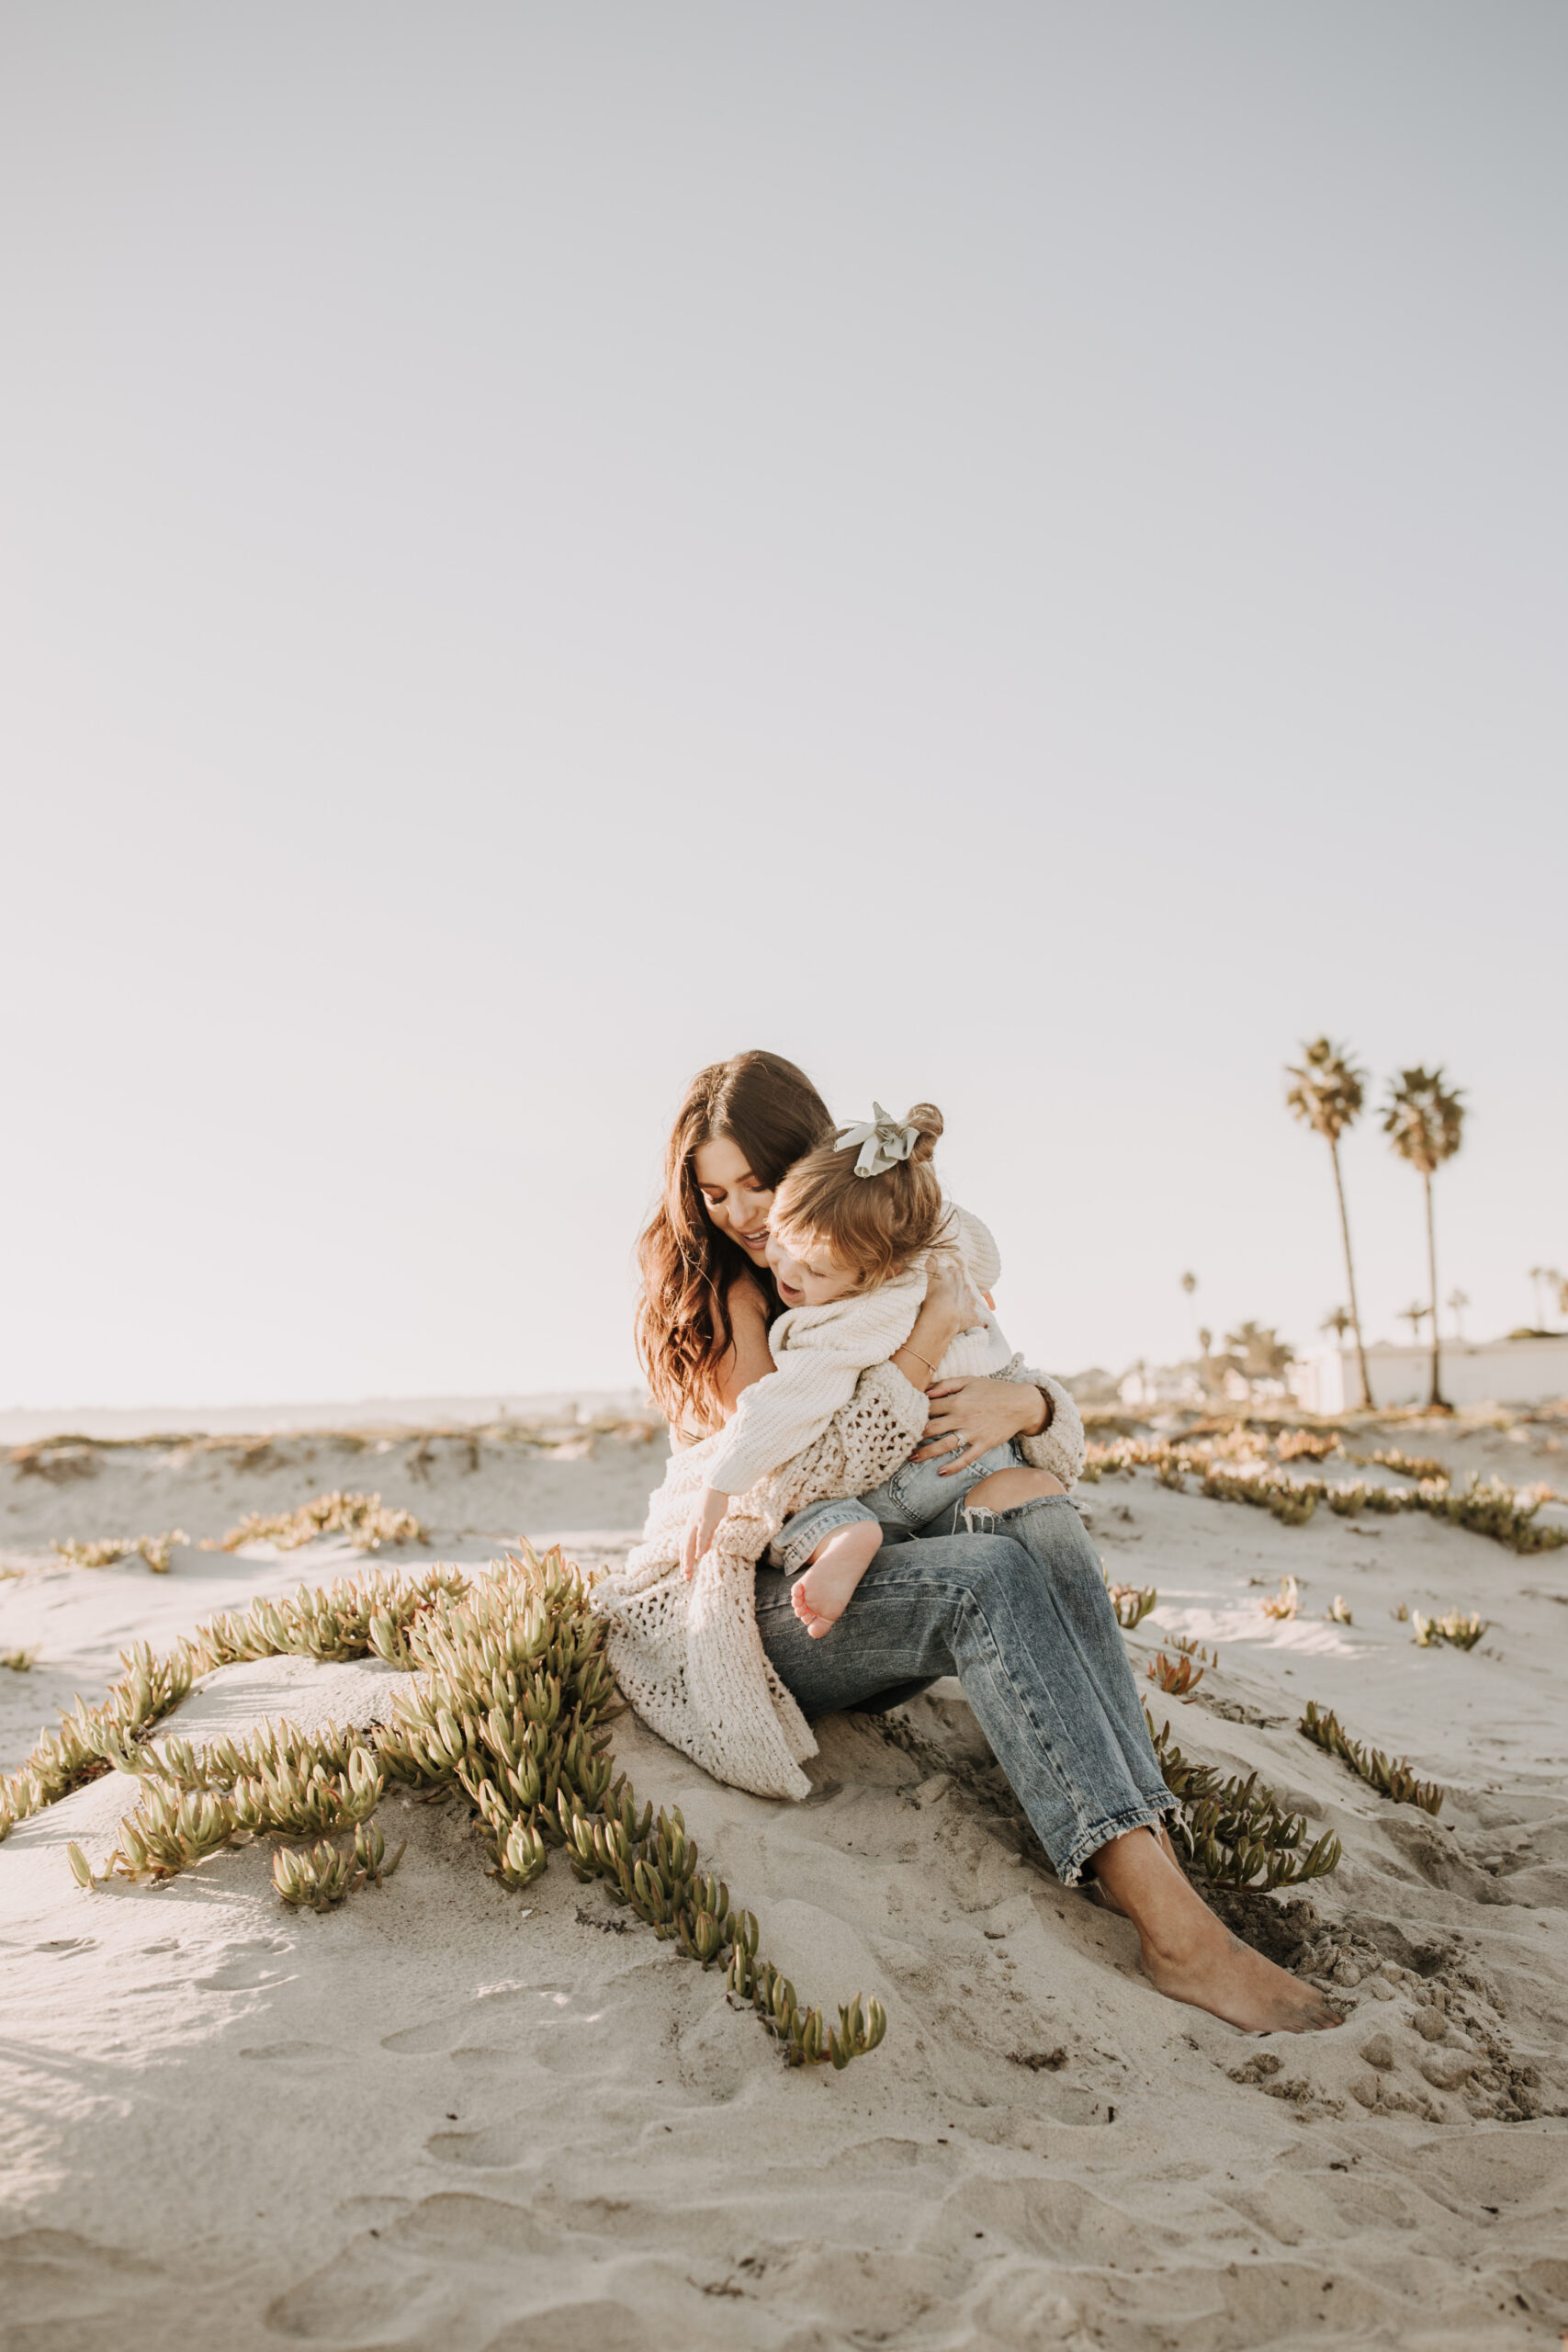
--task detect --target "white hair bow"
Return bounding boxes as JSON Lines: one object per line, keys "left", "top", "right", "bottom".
{"left": 836, "top": 1102, "right": 920, "bottom": 1180}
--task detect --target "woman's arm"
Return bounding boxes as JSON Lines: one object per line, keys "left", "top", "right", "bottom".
{"left": 710, "top": 1276, "right": 777, "bottom": 1418}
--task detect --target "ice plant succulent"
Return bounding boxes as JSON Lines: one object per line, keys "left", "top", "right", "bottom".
{"left": 220, "top": 1492, "right": 425, "bottom": 1555}
{"left": 1146, "top": 1711, "right": 1341, "bottom": 1891}
{"left": 1147, "top": 1650, "right": 1205, "bottom": 1698}
{"left": 51, "top": 1531, "right": 188, "bottom": 1574}
{"left": 1411, "top": 1609, "right": 1488, "bottom": 1651}
{"left": 1297, "top": 1700, "right": 1443, "bottom": 1815}
{"left": 10, "top": 1545, "right": 888, "bottom": 2077}
{"left": 1105, "top": 1580, "right": 1157, "bottom": 1631}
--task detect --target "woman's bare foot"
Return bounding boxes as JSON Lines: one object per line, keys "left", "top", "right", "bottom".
{"left": 791, "top": 1522, "right": 883, "bottom": 1639}
{"left": 1092, "top": 1827, "right": 1342, "bottom": 2035}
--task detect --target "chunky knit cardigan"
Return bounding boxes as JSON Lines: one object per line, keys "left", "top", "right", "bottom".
{"left": 597, "top": 1219, "right": 1085, "bottom": 1799}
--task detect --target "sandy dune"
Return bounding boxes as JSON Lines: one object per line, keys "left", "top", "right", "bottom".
{"left": 3, "top": 1415, "right": 1567, "bottom": 2349}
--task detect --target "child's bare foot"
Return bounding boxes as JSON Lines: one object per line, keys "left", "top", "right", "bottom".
{"left": 791, "top": 1522, "right": 883, "bottom": 1639}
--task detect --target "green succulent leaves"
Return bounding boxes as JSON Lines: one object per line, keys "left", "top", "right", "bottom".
{"left": 1297, "top": 1700, "right": 1444, "bottom": 1813}
{"left": 1146, "top": 1710, "right": 1342, "bottom": 1891}
{"left": 11, "top": 1542, "right": 889, "bottom": 2080}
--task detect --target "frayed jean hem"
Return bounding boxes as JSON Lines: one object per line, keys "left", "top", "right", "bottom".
{"left": 1055, "top": 1792, "right": 1180, "bottom": 1889}
{"left": 767, "top": 1498, "right": 877, "bottom": 1577}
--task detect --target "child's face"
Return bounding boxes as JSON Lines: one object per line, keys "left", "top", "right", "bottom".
{"left": 766, "top": 1220, "right": 860, "bottom": 1308}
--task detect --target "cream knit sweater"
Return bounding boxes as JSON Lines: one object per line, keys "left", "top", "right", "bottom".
{"left": 705, "top": 1205, "right": 1011, "bottom": 1498}
{"left": 596, "top": 1210, "right": 1085, "bottom": 1802}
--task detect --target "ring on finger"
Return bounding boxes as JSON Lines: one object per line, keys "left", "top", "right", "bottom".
{"left": 952, "top": 1430, "right": 969, "bottom": 1452}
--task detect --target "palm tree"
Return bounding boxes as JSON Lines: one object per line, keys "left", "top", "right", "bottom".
{"left": 1179, "top": 1270, "right": 1201, "bottom": 1352}
{"left": 1320, "top": 1306, "right": 1352, "bottom": 1343}
{"left": 1529, "top": 1266, "right": 1548, "bottom": 1329}
{"left": 1224, "top": 1321, "right": 1294, "bottom": 1388}
{"left": 1383, "top": 1067, "right": 1466, "bottom": 1408}
{"left": 1286, "top": 1039, "right": 1371, "bottom": 1407}
{"left": 1399, "top": 1301, "right": 1430, "bottom": 1344}
{"left": 1447, "top": 1288, "right": 1469, "bottom": 1340}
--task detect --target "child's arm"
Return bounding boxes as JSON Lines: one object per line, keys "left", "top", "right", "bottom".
{"left": 684, "top": 1290, "right": 920, "bottom": 1571}
{"left": 701, "top": 1343, "right": 869, "bottom": 1506}
{"left": 682, "top": 1485, "right": 729, "bottom": 1579}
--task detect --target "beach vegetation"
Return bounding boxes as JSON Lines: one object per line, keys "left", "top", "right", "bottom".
{"left": 0, "top": 1641, "right": 192, "bottom": 1838}
{"left": 1105, "top": 1579, "right": 1157, "bottom": 1630}
{"left": 1147, "top": 1649, "right": 1204, "bottom": 1697}
{"left": 1146, "top": 1712, "right": 1341, "bottom": 1890}
{"left": 1082, "top": 1435, "right": 1563, "bottom": 1555}
{"left": 271, "top": 1823, "right": 404, "bottom": 1911}
{"left": 220, "top": 1491, "right": 425, "bottom": 1555}
{"left": 51, "top": 1531, "right": 187, "bottom": 1574}
{"left": 5, "top": 1547, "right": 886, "bottom": 2075}
{"left": 1297, "top": 1700, "right": 1443, "bottom": 1813}
{"left": 1278, "top": 1429, "right": 1340, "bottom": 1463}
{"left": 1412, "top": 1609, "right": 1488, "bottom": 1651}
{"left": 1261, "top": 1576, "right": 1300, "bottom": 1621}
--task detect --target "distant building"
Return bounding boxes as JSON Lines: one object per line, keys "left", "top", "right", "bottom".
{"left": 1291, "top": 1335, "right": 1568, "bottom": 1414}
{"left": 1118, "top": 1359, "right": 1292, "bottom": 1410}
{"left": 1119, "top": 1361, "right": 1209, "bottom": 1409}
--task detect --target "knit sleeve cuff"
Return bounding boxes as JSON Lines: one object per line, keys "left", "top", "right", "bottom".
{"left": 1014, "top": 1371, "right": 1085, "bottom": 1487}
{"left": 857, "top": 1358, "right": 931, "bottom": 1446}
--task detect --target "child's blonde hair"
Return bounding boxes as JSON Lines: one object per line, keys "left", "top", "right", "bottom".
{"left": 772, "top": 1102, "right": 948, "bottom": 1288}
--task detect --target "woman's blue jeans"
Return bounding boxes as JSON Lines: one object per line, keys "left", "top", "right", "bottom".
{"left": 754, "top": 1496, "right": 1174, "bottom": 1886}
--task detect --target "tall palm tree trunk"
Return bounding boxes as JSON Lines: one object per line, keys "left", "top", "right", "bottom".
{"left": 1424, "top": 1169, "right": 1447, "bottom": 1408}
{"left": 1330, "top": 1137, "right": 1372, "bottom": 1408}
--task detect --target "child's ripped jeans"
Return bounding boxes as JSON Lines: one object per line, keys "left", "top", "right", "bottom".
{"left": 766, "top": 1437, "right": 1029, "bottom": 1577}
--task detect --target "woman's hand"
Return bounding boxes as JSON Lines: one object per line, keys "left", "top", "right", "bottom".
{"left": 681, "top": 1486, "right": 729, "bottom": 1578}
{"left": 910, "top": 1374, "right": 1049, "bottom": 1476}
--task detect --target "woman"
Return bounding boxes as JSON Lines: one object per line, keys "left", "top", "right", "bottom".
{"left": 625, "top": 1050, "right": 1339, "bottom": 2037}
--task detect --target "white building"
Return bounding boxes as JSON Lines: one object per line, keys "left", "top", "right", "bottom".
{"left": 1291, "top": 1335, "right": 1568, "bottom": 1414}
{"left": 1119, "top": 1362, "right": 1207, "bottom": 1409}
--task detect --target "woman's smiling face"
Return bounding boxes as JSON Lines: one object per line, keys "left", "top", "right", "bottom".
{"left": 692, "top": 1136, "right": 774, "bottom": 1265}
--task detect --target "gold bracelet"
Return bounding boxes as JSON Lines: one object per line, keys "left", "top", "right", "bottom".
{"left": 899, "top": 1346, "right": 939, "bottom": 1381}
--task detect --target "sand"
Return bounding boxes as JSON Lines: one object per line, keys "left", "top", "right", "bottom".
{"left": 3, "top": 1413, "right": 1567, "bottom": 2349}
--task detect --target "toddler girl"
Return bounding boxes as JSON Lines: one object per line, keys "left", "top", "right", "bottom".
{"left": 682, "top": 1102, "right": 1064, "bottom": 1634}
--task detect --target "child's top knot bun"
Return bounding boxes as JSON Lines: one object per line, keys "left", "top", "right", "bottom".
{"left": 904, "top": 1104, "right": 943, "bottom": 1165}
{"left": 773, "top": 1095, "right": 948, "bottom": 1291}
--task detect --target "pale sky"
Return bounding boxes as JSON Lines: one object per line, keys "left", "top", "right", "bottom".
{"left": 3, "top": 4, "right": 1564, "bottom": 1414}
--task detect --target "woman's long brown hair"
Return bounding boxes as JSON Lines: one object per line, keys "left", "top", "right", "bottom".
{"left": 636, "top": 1051, "right": 833, "bottom": 1430}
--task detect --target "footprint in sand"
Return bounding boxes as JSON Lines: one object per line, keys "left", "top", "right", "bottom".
{"left": 195, "top": 1938, "right": 295, "bottom": 1990}
{"left": 424, "top": 2120, "right": 539, "bottom": 2171}
{"left": 482, "top": 2302, "right": 651, "bottom": 2352}
{"left": 380, "top": 1984, "right": 613, "bottom": 2070}
{"left": 241, "top": 2041, "right": 350, "bottom": 2067}
{"left": 264, "top": 2193, "right": 564, "bottom": 2344}
{"left": 0, "top": 2228, "right": 164, "bottom": 2326}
